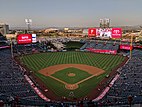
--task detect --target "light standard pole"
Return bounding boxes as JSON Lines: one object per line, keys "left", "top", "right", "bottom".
{"left": 25, "top": 19, "right": 33, "bottom": 51}
{"left": 25, "top": 19, "right": 32, "bottom": 33}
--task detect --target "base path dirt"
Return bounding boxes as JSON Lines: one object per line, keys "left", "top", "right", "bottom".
{"left": 39, "top": 64, "right": 105, "bottom": 90}
{"left": 39, "top": 64, "right": 105, "bottom": 76}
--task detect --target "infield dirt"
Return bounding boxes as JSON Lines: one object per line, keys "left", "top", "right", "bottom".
{"left": 39, "top": 64, "right": 105, "bottom": 90}
{"left": 39, "top": 64, "right": 105, "bottom": 76}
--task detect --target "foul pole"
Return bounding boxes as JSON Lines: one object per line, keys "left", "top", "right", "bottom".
{"left": 130, "top": 34, "right": 133, "bottom": 59}
{"left": 10, "top": 38, "right": 14, "bottom": 58}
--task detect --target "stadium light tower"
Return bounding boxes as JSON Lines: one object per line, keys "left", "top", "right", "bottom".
{"left": 105, "top": 18, "right": 110, "bottom": 28}
{"left": 25, "top": 19, "right": 32, "bottom": 32}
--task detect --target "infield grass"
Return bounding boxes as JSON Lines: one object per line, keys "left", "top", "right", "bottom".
{"left": 51, "top": 67, "right": 92, "bottom": 84}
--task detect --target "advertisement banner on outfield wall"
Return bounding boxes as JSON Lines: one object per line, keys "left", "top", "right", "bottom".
{"left": 86, "top": 48, "right": 117, "bottom": 54}
{"left": 120, "top": 45, "right": 133, "bottom": 50}
{"left": 17, "top": 34, "right": 32, "bottom": 44}
{"left": 88, "top": 28, "right": 122, "bottom": 39}
{"left": 88, "top": 28, "right": 96, "bottom": 37}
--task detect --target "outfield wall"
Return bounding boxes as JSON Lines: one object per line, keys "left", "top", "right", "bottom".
{"left": 86, "top": 48, "right": 117, "bottom": 54}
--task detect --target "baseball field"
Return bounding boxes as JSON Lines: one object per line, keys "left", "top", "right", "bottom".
{"left": 20, "top": 51, "right": 126, "bottom": 100}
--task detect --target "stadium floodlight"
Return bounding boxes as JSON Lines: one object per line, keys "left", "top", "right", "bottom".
{"left": 100, "top": 19, "right": 103, "bottom": 28}
{"left": 29, "top": 19, "right": 32, "bottom": 23}
{"left": 25, "top": 19, "right": 32, "bottom": 32}
{"left": 105, "top": 18, "right": 110, "bottom": 28}
{"left": 25, "top": 19, "right": 28, "bottom": 23}
{"left": 99, "top": 18, "right": 110, "bottom": 28}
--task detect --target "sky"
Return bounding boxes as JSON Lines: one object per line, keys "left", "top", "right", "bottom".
{"left": 0, "top": 0, "right": 142, "bottom": 28}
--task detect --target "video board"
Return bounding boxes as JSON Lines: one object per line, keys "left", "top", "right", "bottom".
{"left": 17, "top": 34, "right": 32, "bottom": 44}
{"left": 88, "top": 28, "right": 122, "bottom": 39}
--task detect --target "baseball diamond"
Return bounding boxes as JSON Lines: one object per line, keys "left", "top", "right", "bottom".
{"left": 39, "top": 64, "right": 105, "bottom": 90}
{"left": 20, "top": 51, "right": 127, "bottom": 100}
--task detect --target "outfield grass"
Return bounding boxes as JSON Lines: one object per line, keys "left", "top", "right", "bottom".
{"left": 64, "top": 41, "right": 84, "bottom": 51}
{"left": 21, "top": 51, "right": 126, "bottom": 98}
{"left": 52, "top": 67, "right": 92, "bottom": 84}
{"left": 22, "top": 51, "right": 125, "bottom": 72}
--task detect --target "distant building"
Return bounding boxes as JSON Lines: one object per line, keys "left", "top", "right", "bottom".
{"left": 44, "top": 28, "right": 59, "bottom": 33}
{"left": 68, "top": 29, "right": 82, "bottom": 33}
{"left": 0, "top": 23, "right": 9, "bottom": 36}
{"left": 82, "top": 29, "right": 88, "bottom": 34}
{"left": 6, "top": 34, "right": 17, "bottom": 39}
{"left": 64, "top": 28, "right": 69, "bottom": 32}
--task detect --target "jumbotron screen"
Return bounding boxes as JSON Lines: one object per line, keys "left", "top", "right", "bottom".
{"left": 88, "top": 28, "right": 122, "bottom": 39}
{"left": 17, "top": 34, "right": 32, "bottom": 44}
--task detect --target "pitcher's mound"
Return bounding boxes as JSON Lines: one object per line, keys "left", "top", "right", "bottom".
{"left": 65, "top": 84, "right": 78, "bottom": 90}
{"left": 68, "top": 73, "right": 76, "bottom": 77}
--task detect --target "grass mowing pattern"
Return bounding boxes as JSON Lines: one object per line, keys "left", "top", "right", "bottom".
{"left": 64, "top": 41, "right": 84, "bottom": 50}
{"left": 21, "top": 51, "right": 126, "bottom": 98}
{"left": 51, "top": 67, "right": 92, "bottom": 84}
{"left": 22, "top": 51, "right": 124, "bottom": 72}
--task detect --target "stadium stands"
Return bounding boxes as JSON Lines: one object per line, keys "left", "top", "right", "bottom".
{"left": 81, "top": 41, "right": 119, "bottom": 51}
{"left": 0, "top": 49, "right": 50, "bottom": 106}
{"left": 97, "top": 49, "right": 142, "bottom": 106}
{"left": 0, "top": 40, "right": 142, "bottom": 106}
